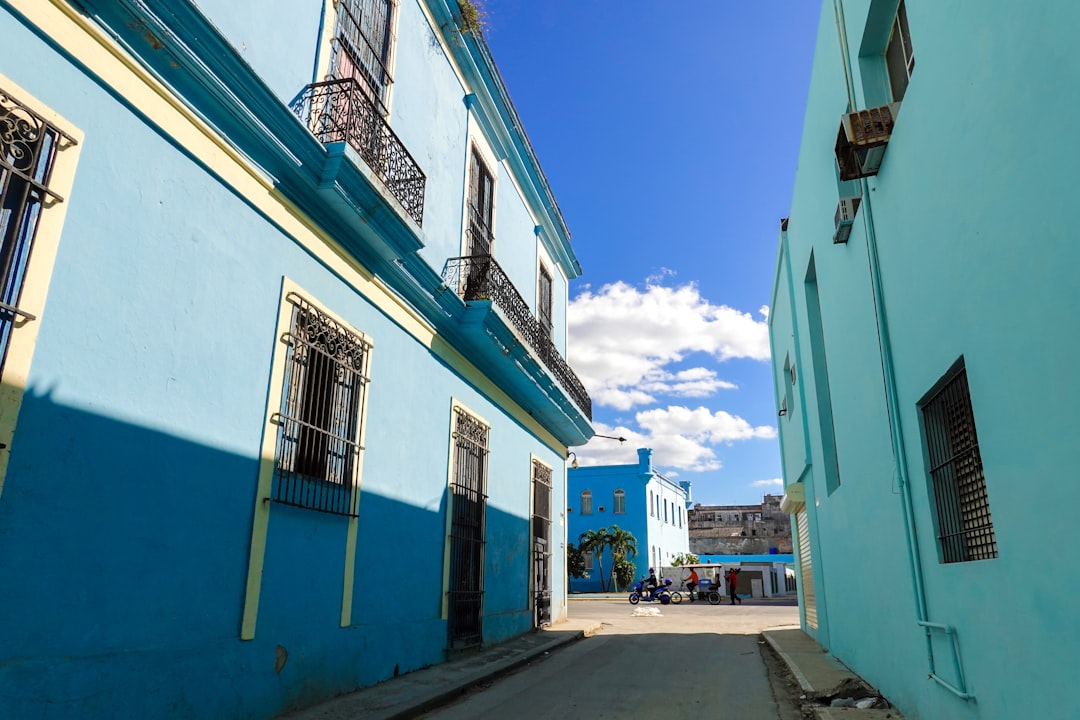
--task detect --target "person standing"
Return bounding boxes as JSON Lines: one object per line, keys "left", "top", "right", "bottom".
{"left": 725, "top": 567, "right": 742, "bottom": 605}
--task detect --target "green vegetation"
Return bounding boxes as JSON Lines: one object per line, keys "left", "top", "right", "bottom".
{"left": 575, "top": 525, "right": 640, "bottom": 592}
{"left": 670, "top": 552, "right": 700, "bottom": 567}
{"left": 457, "top": 1, "right": 485, "bottom": 35}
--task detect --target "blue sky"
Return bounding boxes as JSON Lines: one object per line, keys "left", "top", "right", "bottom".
{"left": 481, "top": 2, "right": 822, "bottom": 505}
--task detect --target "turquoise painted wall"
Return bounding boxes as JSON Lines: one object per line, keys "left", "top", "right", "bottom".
{"left": 0, "top": 1, "right": 577, "bottom": 717}
{"left": 773, "top": 2, "right": 1080, "bottom": 718}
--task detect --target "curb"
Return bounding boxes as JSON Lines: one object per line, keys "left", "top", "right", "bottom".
{"left": 385, "top": 624, "right": 601, "bottom": 720}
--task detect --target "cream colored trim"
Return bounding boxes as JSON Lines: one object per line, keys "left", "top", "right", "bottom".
{"left": 240, "top": 278, "right": 294, "bottom": 640}
{"left": 383, "top": 0, "right": 401, "bottom": 116}
{"left": 0, "top": 72, "right": 83, "bottom": 501}
{"left": 340, "top": 337, "right": 372, "bottom": 626}
{"left": 440, "top": 398, "right": 490, "bottom": 619}
{"left": 528, "top": 454, "right": 553, "bottom": 614}
{"left": 241, "top": 277, "right": 374, "bottom": 638}
{"left": 313, "top": 0, "right": 338, "bottom": 82}
{"left": 18, "top": 0, "right": 567, "bottom": 455}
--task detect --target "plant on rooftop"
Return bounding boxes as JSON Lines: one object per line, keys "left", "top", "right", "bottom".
{"left": 457, "top": 0, "right": 485, "bottom": 35}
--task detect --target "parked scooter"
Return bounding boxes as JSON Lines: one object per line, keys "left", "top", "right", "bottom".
{"left": 628, "top": 577, "right": 681, "bottom": 605}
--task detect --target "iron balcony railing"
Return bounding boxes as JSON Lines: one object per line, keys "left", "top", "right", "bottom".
{"left": 442, "top": 254, "right": 592, "bottom": 420}
{"left": 292, "top": 77, "right": 426, "bottom": 225}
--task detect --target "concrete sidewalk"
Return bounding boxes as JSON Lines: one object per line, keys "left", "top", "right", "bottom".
{"left": 275, "top": 617, "right": 602, "bottom": 720}
{"left": 763, "top": 628, "right": 903, "bottom": 719}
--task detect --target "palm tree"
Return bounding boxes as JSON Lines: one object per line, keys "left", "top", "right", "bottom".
{"left": 578, "top": 528, "right": 611, "bottom": 592}
{"left": 607, "top": 525, "right": 638, "bottom": 592}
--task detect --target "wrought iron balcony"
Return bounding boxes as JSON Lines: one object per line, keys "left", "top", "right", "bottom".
{"left": 292, "top": 77, "right": 426, "bottom": 225}
{"left": 442, "top": 255, "right": 592, "bottom": 420}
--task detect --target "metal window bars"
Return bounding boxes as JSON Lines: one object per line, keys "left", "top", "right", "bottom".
{"left": 292, "top": 77, "right": 426, "bottom": 226}
{"left": 448, "top": 407, "right": 488, "bottom": 648}
{"left": 332, "top": 0, "right": 394, "bottom": 114}
{"left": 0, "top": 87, "right": 77, "bottom": 376}
{"left": 922, "top": 366, "right": 997, "bottom": 563}
{"left": 441, "top": 254, "right": 592, "bottom": 420}
{"left": 532, "top": 460, "right": 552, "bottom": 627}
{"left": 271, "top": 293, "right": 370, "bottom": 517}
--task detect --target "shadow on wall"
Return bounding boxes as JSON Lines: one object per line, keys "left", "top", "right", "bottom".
{"left": 0, "top": 385, "right": 532, "bottom": 720}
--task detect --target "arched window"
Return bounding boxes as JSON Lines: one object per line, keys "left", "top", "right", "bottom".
{"left": 649, "top": 490, "right": 655, "bottom": 516}
{"left": 580, "top": 489, "right": 592, "bottom": 515}
{"left": 613, "top": 489, "right": 626, "bottom": 514}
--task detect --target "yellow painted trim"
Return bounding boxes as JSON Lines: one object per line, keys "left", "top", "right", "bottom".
{"left": 240, "top": 277, "right": 294, "bottom": 639}
{"left": 341, "top": 339, "right": 373, "bottom": 627}
{"left": 440, "top": 398, "right": 490, "bottom": 619}
{"left": 0, "top": 72, "right": 83, "bottom": 501}
{"left": 17, "top": 0, "right": 568, "bottom": 455}
{"left": 314, "top": 0, "right": 337, "bottom": 82}
{"left": 242, "top": 277, "right": 374, "bottom": 638}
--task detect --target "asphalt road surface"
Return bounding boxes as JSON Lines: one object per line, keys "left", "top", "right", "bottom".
{"left": 418, "top": 598, "right": 802, "bottom": 720}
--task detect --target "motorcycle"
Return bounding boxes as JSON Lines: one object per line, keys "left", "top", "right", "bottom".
{"left": 628, "top": 578, "right": 682, "bottom": 605}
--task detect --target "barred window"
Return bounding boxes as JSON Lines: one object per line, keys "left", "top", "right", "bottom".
{"left": 921, "top": 362, "right": 997, "bottom": 563}
{"left": 272, "top": 293, "right": 371, "bottom": 516}
{"left": 613, "top": 488, "right": 625, "bottom": 514}
{"left": 0, "top": 87, "right": 76, "bottom": 374}
{"left": 538, "top": 264, "right": 553, "bottom": 340}
{"left": 448, "top": 407, "right": 488, "bottom": 647}
{"left": 580, "top": 489, "right": 592, "bottom": 515}
{"left": 332, "top": 0, "right": 395, "bottom": 112}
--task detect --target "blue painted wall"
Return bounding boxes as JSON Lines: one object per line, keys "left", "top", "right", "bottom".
{"left": 0, "top": 0, "right": 583, "bottom": 717}
{"left": 772, "top": 2, "right": 1080, "bottom": 718}
{"left": 567, "top": 449, "right": 688, "bottom": 592}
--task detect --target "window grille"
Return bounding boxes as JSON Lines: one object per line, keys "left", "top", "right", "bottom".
{"left": 332, "top": 0, "right": 394, "bottom": 112}
{"left": 613, "top": 488, "right": 625, "bottom": 514}
{"left": 538, "top": 265, "right": 553, "bottom": 340}
{"left": 532, "top": 460, "right": 552, "bottom": 626}
{"left": 448, "top": 407, "right": 488, "bottom": 647}
{"left": 466, "top": 149, "right": 494, "bottom": 255}
{"left": 0, "top": 87, "right": 76, "bottom": 375}
{"left": 922, "top": 364, "right": 997, "bottom": 563}
{"left": 580, "top": 489, "right": 592, "bottom": 515}
{"left": 271, "top": 293, "right": 370, "bottom": 516}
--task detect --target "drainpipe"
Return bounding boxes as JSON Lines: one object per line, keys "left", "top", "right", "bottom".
{"left": 831, "top": 0, "right": 972, "bottom": 700}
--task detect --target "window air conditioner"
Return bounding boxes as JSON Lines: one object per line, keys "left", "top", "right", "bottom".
{"left": 835, "top": 103, "right": 900, "bottom": 181}
{"left": 833, "top": 197, "right": 861, "bottom": 244}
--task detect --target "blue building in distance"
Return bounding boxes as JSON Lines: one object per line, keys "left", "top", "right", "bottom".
{"left": 0, "top": 0, "right": 591, "bottom": 717}
{"left": 568, "top": 448, "right": 690, "bottom": 592}
{"left": 771, "top": 2, "right": 1080, "bottom": 718}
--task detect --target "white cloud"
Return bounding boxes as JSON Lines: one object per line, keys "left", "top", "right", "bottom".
{"left": 636, "top": 406, "right": 776, "bottom": 443}
{"left": 573, "top": 407, "right": 776, "bottom": 474}
{"left": 568, "top": 280, "right": 769, "bottom": 412}
{"left": 752, "top": 478, "right": 784, "bottom": 487}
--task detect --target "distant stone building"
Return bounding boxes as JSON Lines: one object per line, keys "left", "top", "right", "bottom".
{"left": 688, "top": 495, "right": 793, "bottom": 556}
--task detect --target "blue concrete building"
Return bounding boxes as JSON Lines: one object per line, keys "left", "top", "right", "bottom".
{"left": 770, "top": 2, "right": 1080, "bottom": 718}
{"left": 568, "top": 449, "right": 689, "bottom": 591}
{"left": 0, "top": 1, "right": 591, "bottom": 717}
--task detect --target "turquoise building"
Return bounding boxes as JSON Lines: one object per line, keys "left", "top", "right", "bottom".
{"left": 770, "top": 2, "right": 1080, "bottom": 718}
{"left": 568, "top": 448, "right": 690, "bottom": 591}
{"left": 0, "top": 0, "right": 591, "bottom": 717}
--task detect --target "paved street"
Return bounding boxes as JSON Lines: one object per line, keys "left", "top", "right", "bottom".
{"left": 417, "top": 598, "right": 801, "bottom": 720}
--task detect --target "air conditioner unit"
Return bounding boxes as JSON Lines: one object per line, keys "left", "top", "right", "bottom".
{"left": 835, "top": 102, "right": 900, "bottom": 181}
{"left": 833, "top": 197, "right": 861, "bottom": 244}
